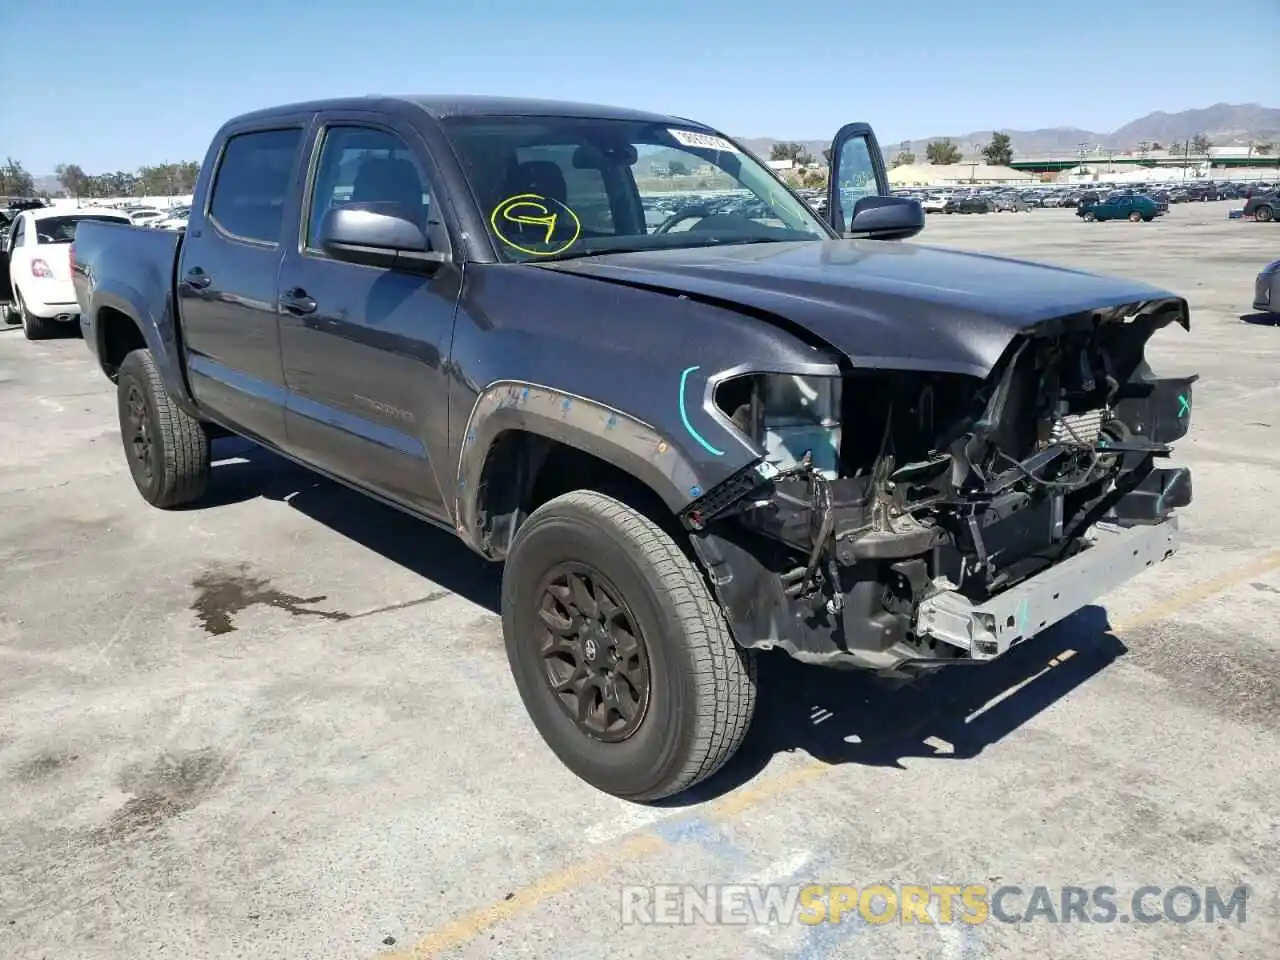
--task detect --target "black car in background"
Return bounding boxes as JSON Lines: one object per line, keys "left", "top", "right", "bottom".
{"left": 944, "top": 195, "right": 992, "bottom": 214}
{"left": 1243, "top": 191, "right": 1277, "bottom": 222}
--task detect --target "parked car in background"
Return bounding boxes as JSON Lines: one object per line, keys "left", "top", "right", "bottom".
{"left": 1078, "top": 193, "right": 1160, "bottom": 223}
{"left": 944, "top": 195, "right": 992, "bottom": 214}
{"left": 1, "top": 207, "right": 132, "bottom": 339}
{"left": 149, "top": 206, "right": 191, "bottom": 231}
{"left": 1243, "top": 191, "right": 1277, "bottom": 222}
{"left": 992, "top": 193, "right": 1031, "bottom": 213}
{"left": 127, "top": 208, "right": 165, "bottom": 227}
{"left": 920, "top": 195, "right": 949, "bottom": 213}
{"left": 1254, "top": 260, "right": 1280, "bottom": 315}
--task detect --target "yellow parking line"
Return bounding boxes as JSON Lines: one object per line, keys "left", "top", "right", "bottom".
{"left": 382, "top": 548, "right": 1280, "bottom": 959}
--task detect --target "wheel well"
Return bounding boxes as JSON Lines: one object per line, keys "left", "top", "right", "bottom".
{"left": 476, "top": 430, "right": 683, "bottom": 559}
{"left": 98, "top": 307, "right": 146, "bottom": 379}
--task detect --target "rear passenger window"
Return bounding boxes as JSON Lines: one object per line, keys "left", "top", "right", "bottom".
{"left": 208, "top": 128, "right": 303, "bottom": 244}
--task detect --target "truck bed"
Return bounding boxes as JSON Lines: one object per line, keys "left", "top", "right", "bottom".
{"left": 72, "top": 219, "right": 183, "bottom": 368}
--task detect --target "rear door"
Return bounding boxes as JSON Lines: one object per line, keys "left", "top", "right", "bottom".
{"left": 177, "top": 117, "right": 312, "bottom": 446}
{"left": 824, "top": 123, "right": 891, "bottom": 233}
{"left": 275, "top": 110, "right": 461, "bottom": 522}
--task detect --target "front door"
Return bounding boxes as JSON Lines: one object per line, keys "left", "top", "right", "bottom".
{"left": 275, "top": 113, "right": 460, "bottom": 524}
{"left": 0, "top": 219, "right": 15, "bottom": 306}
{"left": 824, "top": 123, "right": 891, "bottom": 234}
{"left": 176, "top": 121, "right": 311, "bottom": 446}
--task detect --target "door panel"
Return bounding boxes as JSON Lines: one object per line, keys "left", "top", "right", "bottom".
{"left": 177, "top": 123, "right": 311, "bottom": 445}
{"left": 825, "top": 122, "right": 891, "bottom": 233}
{"left": 277, "top": 115, "right": 460, "bottom": 522}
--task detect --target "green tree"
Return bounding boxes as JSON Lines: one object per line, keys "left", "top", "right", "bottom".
{"left": 1190, "top": 134, "right": 1213, "bottom": 157}
{"left": 1256, "top": 142, "right": 1273, "bottom": 156}
{"left": 1167, "top": 142, "right": 1184, "bottom": 156}
{"left": 769, "top": 141, "right": 806, "bottom": 163}
{"left": 982, "top": 132, "right": 1013, "bottom": 166}
{"left": 0, "top": 158, "right": 36, "bottom": 196}
{"left": 667, "top": 160, "right": 689, "bottom": 177}
{"left": 892, "top": 151, "right": 916, "bottom": 167}
{"left": 925, "top": 139, "right": 962, "bottom": 165}
{"left": 55, "top": 163, "right": 89, "bottom": 197}
{"left": 1150, "top": 141, "right": 1164, "bottom": 151}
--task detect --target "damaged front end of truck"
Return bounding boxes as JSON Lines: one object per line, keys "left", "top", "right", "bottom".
{"left": 684, "top": 296, "right": 1195, "bottom": 672}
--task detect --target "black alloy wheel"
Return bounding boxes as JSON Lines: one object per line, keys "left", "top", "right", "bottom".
{"left": 124, "top": 380, "right": 155, "bottom": 488}
{"left": 535, "top": 562, "right": 651, "bottom": 742}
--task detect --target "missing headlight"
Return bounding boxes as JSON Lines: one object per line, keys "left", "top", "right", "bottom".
{"left": 715, "top": 373, "right": 842, "bottom": 479}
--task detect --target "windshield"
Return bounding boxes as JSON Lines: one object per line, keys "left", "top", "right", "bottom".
{"left": 443, "top": 116, "right": 832, "bottom": 262}
{"left": 34, "top": 214, "right": 129, "bottom": 244}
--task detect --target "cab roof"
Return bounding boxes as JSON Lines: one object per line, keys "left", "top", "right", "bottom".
{"left": 226, "top": 94, "right": 710, "bottom": 130}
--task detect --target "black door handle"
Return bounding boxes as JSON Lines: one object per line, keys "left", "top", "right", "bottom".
{"left": 184, "top": 268, "right": 211, "bottom": 290}
{"left": 279, "top": 287, "right": 317, "bottom": 315}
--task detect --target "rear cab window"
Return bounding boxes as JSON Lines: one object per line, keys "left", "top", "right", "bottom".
{"left": 207, "top": 128, "right": 305, "bottom": 245}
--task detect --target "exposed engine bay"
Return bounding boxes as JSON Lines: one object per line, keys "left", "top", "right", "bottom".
{"left": 684, "top": 299, "right": 1195, "bottom": 671}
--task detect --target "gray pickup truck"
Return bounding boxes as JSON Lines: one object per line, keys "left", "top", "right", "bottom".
{"left": 71, "top": 95, "right": 1195, "bottom": 801}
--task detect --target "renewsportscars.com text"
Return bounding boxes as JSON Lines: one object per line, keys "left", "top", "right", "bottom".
{"left": 619, "top": 883, "right": 1250, "bottom": 926}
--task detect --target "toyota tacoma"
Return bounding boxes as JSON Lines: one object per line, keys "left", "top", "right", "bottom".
{"left": 71, "top": 96, "right": 1195, "bottom": 801}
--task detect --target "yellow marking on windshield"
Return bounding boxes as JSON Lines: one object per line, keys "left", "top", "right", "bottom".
{"left": 490, "top": 193, "right": 582, "bottom": 256}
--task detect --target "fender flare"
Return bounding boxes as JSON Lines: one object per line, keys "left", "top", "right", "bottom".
{"left": 90, "top": 283, "right": 199, "bottom": 416}
{"left": 454, "top": 380, "right": 708, "bottom": 551}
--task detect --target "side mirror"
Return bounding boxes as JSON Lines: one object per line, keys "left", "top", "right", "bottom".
{"left": 319, "top": 202, "right": 447, "bottom": 271}
{"left": 842, "top": 195, "right": 924, "bottom": 241}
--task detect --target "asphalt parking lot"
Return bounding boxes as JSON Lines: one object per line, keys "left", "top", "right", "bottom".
{"left": 1, "top": 201, "right": 1277, "bottom": 960}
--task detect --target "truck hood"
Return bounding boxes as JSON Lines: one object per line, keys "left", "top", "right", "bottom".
{"left": 542, "top": 239, "right": 1184, "bottom": 378}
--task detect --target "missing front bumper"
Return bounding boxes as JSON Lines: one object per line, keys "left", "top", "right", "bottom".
{"left": 916, "top": 517, "right": 1179, "bottom": 660}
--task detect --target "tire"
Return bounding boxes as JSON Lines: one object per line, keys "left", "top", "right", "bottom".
{"left": 1128, "top": 211, "right": 1142, "bottom": 222}
{"left": 1256, "top": 205, "right": 1274, "bottom": 223}
{"left": 502, "top": 490, "right": 757, "bottom": 801}
{"left": 17, "top": 292, "right": 58, "bottom": 340}
{"left": 116, "top": 348, "right": 210, "bottom": 508}
{"left": 1083, "top": 210, "right": 1096, "bottom": 222}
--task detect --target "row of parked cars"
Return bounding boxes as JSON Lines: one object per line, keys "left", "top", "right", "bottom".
{"left": 894, "top": 180, "right": 1277, "bottom": 217}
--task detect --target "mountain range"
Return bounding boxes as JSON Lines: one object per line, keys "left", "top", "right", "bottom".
{"left": 736, "top": 103, "right": 1280, "bottom": 162}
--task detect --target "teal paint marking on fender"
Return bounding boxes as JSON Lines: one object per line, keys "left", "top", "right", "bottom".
{"left": 679, "top": 365, "right": 725, "bottom": 456}
{"left": 1177, "top": 392, "right": 1190, "bottom": 418}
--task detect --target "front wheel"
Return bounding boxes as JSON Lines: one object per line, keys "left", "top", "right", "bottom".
{"left": 1256, "top": 205, "right": 1274, "bottom": 222}
{"left": 1083, "top": 210, "right": 1097, "bottom": 222}
{"left": 116, "top": 348, "right": 211, "bottom": 508}
{"left": 502, "top": 490, "right": 757, "bottom": 801}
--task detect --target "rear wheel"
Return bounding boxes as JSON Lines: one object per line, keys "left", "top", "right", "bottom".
{"left": 17, "top": 292, "right": 58, "bottom": 340}
{"left": 1128, "top": 211, "right": 1142, "bottom": 222}
{"left": 502, "top": 490, "right": 757, "bottom": 801}
{"left": 1256, "top": 205, "right": 1274, "bottom": 223}
{"left": 116, "top": 348, "right": 211, "bottom": 508}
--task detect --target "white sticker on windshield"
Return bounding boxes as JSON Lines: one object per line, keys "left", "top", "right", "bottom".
{"left": 667, "top": 128, "right": 740, "bottom": 153}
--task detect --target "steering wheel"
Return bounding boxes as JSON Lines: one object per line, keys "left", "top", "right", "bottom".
{"left": 654, "top": 207, "right": 765, "bottom": 237}
{"left": 653, "top": 204, "right": 713, "bottom": 234}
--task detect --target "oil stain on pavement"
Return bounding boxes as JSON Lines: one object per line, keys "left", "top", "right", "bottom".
{"left": 96, "top": 747, "right": 228, "bottom": 842}
{"left": 191, "top": 565, "right": 351, "bottom": 635}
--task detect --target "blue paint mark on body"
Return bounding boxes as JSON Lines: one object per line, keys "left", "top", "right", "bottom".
{"left": 678, "top": 365, "right": 725, "bottom": 456}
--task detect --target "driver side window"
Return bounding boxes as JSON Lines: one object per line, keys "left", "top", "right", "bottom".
{"left": 305, "top": 125, "right": 433, "bottom": 252}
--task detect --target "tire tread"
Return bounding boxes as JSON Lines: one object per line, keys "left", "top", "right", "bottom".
{"left": 120, "top": 349, "right": 210, "bottom": 508}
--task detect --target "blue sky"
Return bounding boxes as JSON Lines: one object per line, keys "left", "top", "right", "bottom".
{"left": 1, "top": 0, "right": 1276, "bottom": 174}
